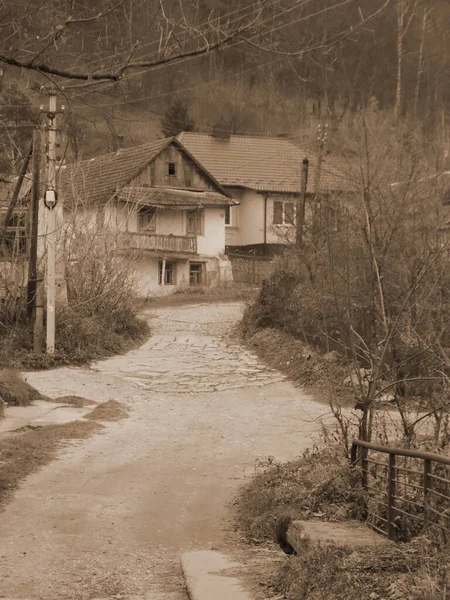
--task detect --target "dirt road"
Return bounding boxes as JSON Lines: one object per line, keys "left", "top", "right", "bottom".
{"left": 0, "top": 302, "right": 332, "bottom": 599}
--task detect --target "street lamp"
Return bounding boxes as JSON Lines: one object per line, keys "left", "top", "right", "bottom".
{"left": 44, "top": 189, "right": 57, "bottom": 210}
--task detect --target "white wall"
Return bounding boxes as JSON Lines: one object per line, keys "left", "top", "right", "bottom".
{"left": 157, "top": 210, "right": 184, "bottom": 236}
{"left": 132, "top": 257, "right": 190, "bottom": 296}
{"left": 238, "top": 189, "right": 266, "bottom": 245}
{"left": 224, "top": 187, "right": 244, "bottom": 246}
{"left": 222, "top": 190, "right": 300, "bottom": 247}
{"left": 196, "top": 207, "right": 226, "bottom": 257}
{"left": 131, "top": 256, "right": 232, "bottom": 297}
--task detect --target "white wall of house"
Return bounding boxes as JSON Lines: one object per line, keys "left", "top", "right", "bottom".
{"left": 157, "top": 210, "right": 184, "bottom": 236}
{"left": 239, "top": 189, "right": 265, "bottom": 245}
{"left": 66, "top": 201, "right": 231, "bottom": 297}
{"left": 224, "top": 187, "right": 244, "bottom": 246}
{"left": 197, "top": 207, "right": 226, "bottom": 256}
{"left": 133, "top": 257, "right": 190, "bottom": 296}
{"left": 132, "top": 254, "right": 232, "bottom": 297}
{"left": 223, "top": 189, "right": 300, "bottom": 247}
{"left": 111, "top": 202, "right": 224, "bottom": 255}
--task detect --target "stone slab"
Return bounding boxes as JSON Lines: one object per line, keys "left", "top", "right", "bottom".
{"left": 0, "top": 400, "right": 93, "bottom": 434}
{"left": 287, "top": 519, "right": 392, "bottom": 553}
{"left": 31, "top": 405, "right": 93, "bottom": 426}
{"left": 181, "top": 551, "right": 253, "bottom": 600}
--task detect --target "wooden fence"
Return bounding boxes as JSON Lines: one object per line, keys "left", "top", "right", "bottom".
{"left": 351, "top": 440, "right": 450, "bottom": 542}
{"left": 228, "top": 254, "right": 275, "bottom": 285}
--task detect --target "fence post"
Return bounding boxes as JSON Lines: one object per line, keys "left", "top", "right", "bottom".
{"left": 350, "top": 443, "right": 358, "bottom": 469}
{"left": 423, "top": 458, "right": 431, "bottom": 531}
{"left": 387, "top": 453, "right": 397, "bottom": 540}
{"left": 361, "top": 446, "right": 369, "bottom": 489}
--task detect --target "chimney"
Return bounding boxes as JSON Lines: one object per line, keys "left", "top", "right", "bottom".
{"left": 112, "top": 133, "right": 124, "bottom": 152}
{"left": 212, "top": 122, "right": 231, "bottom": 141}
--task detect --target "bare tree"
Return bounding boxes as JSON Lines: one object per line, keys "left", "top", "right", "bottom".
{"left": 395, "top": 0, "right": 418, "bottom": 119}
{"left": 0, "top": 0, "right": 392, "bottom": 89}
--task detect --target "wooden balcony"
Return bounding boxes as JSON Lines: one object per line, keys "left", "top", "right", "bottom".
{"left": 117, "top": 232, "right": 197, "bottom": 254}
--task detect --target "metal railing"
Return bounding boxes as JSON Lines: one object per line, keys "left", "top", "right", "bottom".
{"left": 117, "top": 232, "right": 197, "bottom": 254}
{"left": 351, "top": 440, "right": 450, "bottom": 542}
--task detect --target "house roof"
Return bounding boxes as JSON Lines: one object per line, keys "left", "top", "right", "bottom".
{"left": 58, "top": 137, "right": 230, "bottom": 206}
{"left": 118, "top": 186, "right": 238, "bottom": 208}
{"left": 177, "top": 132, "right": 355, "bottom": 194}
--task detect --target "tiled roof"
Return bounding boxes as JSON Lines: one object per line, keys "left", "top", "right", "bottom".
{"left": 118, "top": 186, "right": 237, "bottom": 208}
{"left": 177, "top": 132, "right": 355, "bottom": 193}
{"left": 59, "top": 138, "right": 171, "bottom": 206}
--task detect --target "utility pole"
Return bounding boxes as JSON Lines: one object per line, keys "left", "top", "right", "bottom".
{"left": 314, "top": 123, "right": 328, "bottom": 195}
{"left": 29, "top": 120, "right": 45, "bottom": 352}
{"left": 296, "top": 158, "right": 309, "bottom": 248}
{"left": 44, "top": 92, "right": 58, "bottom": 355}
{"left": 312, "top": 123, "right": 328, "bottom": 246}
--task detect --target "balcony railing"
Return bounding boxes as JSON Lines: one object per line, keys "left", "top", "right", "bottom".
{"left": 117, "top": 232, "right": 197, "bottom": 254}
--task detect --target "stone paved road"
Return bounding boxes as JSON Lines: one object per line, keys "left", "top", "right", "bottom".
{"left": 92, "top": 304, "right": 286, "bottom": 394}
{"left": 0, "top": 302, "right": 332, "bottom": 600}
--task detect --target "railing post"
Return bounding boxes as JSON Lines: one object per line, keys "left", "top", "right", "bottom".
{"left": 361, "top": 446, "right": 369, "bottom": 489}
{"left": 423, "top": 459, "right": 431, "bottom": 531}
{"left": 387, "top": 453, "right": 397, "bottom": 540}
{"left": 350, "top": 443, "right": 358, "bottom": 469}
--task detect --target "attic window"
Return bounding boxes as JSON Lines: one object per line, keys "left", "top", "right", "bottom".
{"left": 168, "top": 162, "right": 176, "bottom": 176}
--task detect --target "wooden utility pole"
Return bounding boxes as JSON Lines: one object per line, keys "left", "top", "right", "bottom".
{"left": 314, "top": 123, "right": 328, "bottom": 195}
{"left": 312, "top": 123, "right": 328, "bottom": 245}
{"left": 0, "top": 142, "right": 33, "bottom": 254}
{"left": 296, "top": 158, "right": 309, "bottom": 247}
{"left": 28, "top": 122, "right": 45, "bottom": 352}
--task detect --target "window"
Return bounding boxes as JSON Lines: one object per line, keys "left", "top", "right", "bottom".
{"left": 224, "top": 205, "right": 233, "bottom": 226}
{"left": 273, "top": 200, "right": 295, "bottom": 225}
{"left": 138, "top": 206, "right": 156, "bottom": 232}
{"left": 189, "top": 262, "right": 204, "bottom": 285}
{"left": 186, "top": 209, "right": 203, "bottom": 234}
{"left": 158, "top": 261, "right": 176, "bottom": 285}
{"left": 168, "top": 162, "right": 176, "bottom": 176}
{"left": 273, "top": 201, "right": 283, "bottom": 225}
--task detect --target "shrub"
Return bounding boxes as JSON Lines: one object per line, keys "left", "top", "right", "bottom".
{"left": 0, "top": 369, "right": 42, "bottom": 406}
{"left": 233, "top": 441, "right": 363, "bottom": 544}
{"left": 0, "top": 229, "right": 149, "bottom": 369}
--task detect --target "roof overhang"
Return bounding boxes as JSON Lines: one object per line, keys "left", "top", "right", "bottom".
{"left": 116, "top": 186, "right": 239, "bottom": 208}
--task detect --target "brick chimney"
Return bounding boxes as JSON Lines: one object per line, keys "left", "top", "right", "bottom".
{"left": 212, "top": 122, "right": 231, "bottom": 141}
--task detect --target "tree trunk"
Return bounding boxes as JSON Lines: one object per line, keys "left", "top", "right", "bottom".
{"left": 414, "top": 1, "right": 428, "bottom": 117}
{"left": 395, "top": 0, "right": 405, "bottom": 119}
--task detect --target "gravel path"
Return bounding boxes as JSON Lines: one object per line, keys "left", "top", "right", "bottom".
{"left": 0, "top": 302, "right": 332, "bottom": 600}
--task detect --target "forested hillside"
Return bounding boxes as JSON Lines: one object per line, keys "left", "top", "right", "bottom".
{"left": 1, "top": 0, "right": 450, "bottom": 170}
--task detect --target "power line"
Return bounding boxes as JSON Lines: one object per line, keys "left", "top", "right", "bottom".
{"left": 69, "top": 0, "right": 315, "bottom": 95}
{"left": 71, "top": 55, "right": 284, "bottom": 108}
{"left": 70, "top": 0, "right": 361, "bottom": 102}
{"left": 79, "top": 0, "right": 287, "bottom": 74}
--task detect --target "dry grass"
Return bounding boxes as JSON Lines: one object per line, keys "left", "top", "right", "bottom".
{"left": 241, "top": 327, "right": 354, "bottom": 407}
{"left": 144, "top": 283, "right": 258, "bottom": 308}
{"left": 0, "top": 369, "right": 43, "bottom": 407}
{"left": 84, "top": 400, "right": 129, "bottom": 422}
{"left": 43, "top": 395, "right": 97, "bottom": 408}
{"left": 233, "top": 442, "right": 364, "bottom": 545}
{"left": 0, "top": 420, "right": 104, "bottom": 506}
{"left": 0, "top": 396, "right": 130, "bottom": 508}
{"left": 0, "top": 312, "right": 150, "bottom": 371}
{"left": 271, "top": 539, "right": 446, "bottom": 600}
{"left": 234, "top": 435, "right": 450, "bottom": 598}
